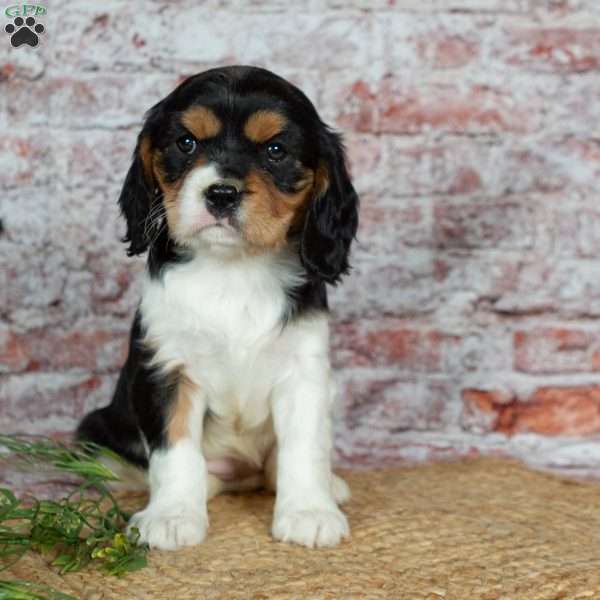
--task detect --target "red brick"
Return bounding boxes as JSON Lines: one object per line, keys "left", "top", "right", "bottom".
{"left": 414, "top": 31, "right": 480, "bottom": 69}
{"left": 334, "top": 321, "right": 511, "bottom": 374}
{"left": 334, "top": 78, "right": 540, "bottom": 135}
{"left": 332, "top": 322, "right": 456, "bottom": 371}
{"left": 54, "top": 8, "right": 374, "bottom": 75}
{"left": 552, "top": 202, "right": 600, "bottom": 258}
{"left": 358, "top": 198, "right": 430, "bottom": 254}
{"left": 434, "top": 255, "right": 521, "bottom": 300}
{"left": 505, "top": 27, "right": 600, "bottom": 72}
{"left": 379, "top": 81, "right": 537, "bottom": 134}
{"left": 447, "top": 168, "right": 482, "bottom": 195}
{"left": 0, "top": 129, "right": 137, "bottom": 190}
{"left": 514, "top": 328, "right": 600, "bottom": 374}
{"left": 493, "top": 261, "right": 600, "bottom": 317}
{"left": 386, "top": 137, "right": 570, "bottom": 198}
{"left": 341, "top": 375, "right": 456, "bottom": 433}
{"left": 60, "top": 129, "right": 135, "bottom": 189}
{"left": 463, "top": 386, "right": 600, "bottom": 436}
{"left": 461, "top": 388, "right": 514, "bottom": 434}
{"left": 1, "top": 63, "right": 16, "bottom": 80}
{"left": 329, "top": 79, "right": 378, "bottom": 133}
{"left": 332, "top": 253, "right": 439, "bottom": 319}
{"left": 434, "top": 201, "right": 537, "bottom": 250}
{"left": 3, "top": 75, "right": 179, "bottom": 129}
{"left": 0, "top": 133, "right": 55, "bottom": 188}
{"left": 344, "top": 134, "right": 384, "bottom": 194}
{"left": 0, "top": 329, "right": 29, "bottom": 373}
{"left": 0, "top": 325, "right": 128, "bottom": 373}
{"left": 0, "top": 373, "right": 114, "bottom": 435}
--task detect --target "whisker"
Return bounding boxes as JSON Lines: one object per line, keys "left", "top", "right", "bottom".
{"left": 148, "top": 219, "right": 168, "bottom": 248}
{"left": 143, "top": 203, "right": 167, "bottom": 240}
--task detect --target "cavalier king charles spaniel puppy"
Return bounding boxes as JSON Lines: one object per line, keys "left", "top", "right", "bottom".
{"left": 77, "top": 65, "right": 359, "bottom": 550}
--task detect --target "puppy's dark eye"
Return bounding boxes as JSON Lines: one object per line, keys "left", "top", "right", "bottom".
{"left": 266, "top": 142, "right": 287, "bottom": 162}
{"left": 176, "top": 135, "right": 197, "bottom": 154}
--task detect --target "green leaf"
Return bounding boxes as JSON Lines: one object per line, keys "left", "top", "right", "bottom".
{"left": 0, "top": 579, "right": 77, "bottom": 600}
{"left": 0, "top": 490, "right": 18, "bottom": 520}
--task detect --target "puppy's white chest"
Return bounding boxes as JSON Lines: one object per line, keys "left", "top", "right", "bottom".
{"left": 139, "top": 252, "right": 303, "bottom": 425}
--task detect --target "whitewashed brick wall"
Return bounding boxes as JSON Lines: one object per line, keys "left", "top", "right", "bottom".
{"left": 2, "top": 0, "right": 600, "bottom": 475}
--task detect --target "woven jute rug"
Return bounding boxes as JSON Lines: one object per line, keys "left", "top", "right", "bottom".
{"left": 6, "top": 459, "right": 600, "bottom": 599}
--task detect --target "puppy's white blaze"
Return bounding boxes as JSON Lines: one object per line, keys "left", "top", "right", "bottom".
{"left": 174, "top": 163, "right": 226, "bottom": 242}
{"left": 141, "top": 247, "right": 306, "bottom": 380}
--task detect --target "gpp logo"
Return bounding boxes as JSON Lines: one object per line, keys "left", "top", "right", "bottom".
{"left": 4, "top": 4, "right": 46, "bottom": 47}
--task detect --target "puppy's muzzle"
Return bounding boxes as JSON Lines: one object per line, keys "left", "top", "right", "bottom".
{"left": 205, "top": 183, "right": 241, "bottom": 219}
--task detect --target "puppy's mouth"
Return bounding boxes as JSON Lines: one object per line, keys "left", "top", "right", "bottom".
{"left": 195, "top": 211, "right": 243, "bottom": 247}
{"left": 213, "top": 213, "right": 240, "bottom": 230}
{"left": 200, "top": 212, "right": 240, "bottom": 233}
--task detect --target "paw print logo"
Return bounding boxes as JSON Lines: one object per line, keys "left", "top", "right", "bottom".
{"left": 5, "top": 16, "right": 45, "bottom": 48}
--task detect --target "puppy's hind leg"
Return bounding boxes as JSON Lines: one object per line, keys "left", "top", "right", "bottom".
{"left": 207, "top": 472, "right": 265, "bottom": 499}
{"left": 331, "top": 473, "right": 351, "bottom": 505}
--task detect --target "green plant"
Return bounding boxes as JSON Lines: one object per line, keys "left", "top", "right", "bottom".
{"left": 0, "top": 435, "right": 148, "bottom": 599}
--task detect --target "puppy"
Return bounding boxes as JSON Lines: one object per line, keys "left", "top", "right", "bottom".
{"left": 76, "top": 65, "right": 359, "bottom": 550}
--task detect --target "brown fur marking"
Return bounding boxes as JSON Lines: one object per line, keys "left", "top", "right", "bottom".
{"left": 244, "top": 110, "right": 287, "bottom": 143}
{"left": 139, "top": 135, "right": 154, "bottom": 183}
{"left": 181, "top": 105, "right": 222, "bottom": 140}
{"left": 314, "top": 161, "right": 330, "bottom": 199}
{"left": 167, "top": 373, "right": 198, "bottom": 444}
{"left": 242, "top": 168, "right": 314, "bottom": 248}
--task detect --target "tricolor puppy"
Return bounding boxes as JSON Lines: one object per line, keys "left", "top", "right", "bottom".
{"left": 76, "top": 66, "right": 359, "bottom": 550}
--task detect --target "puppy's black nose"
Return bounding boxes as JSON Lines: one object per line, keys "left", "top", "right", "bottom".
{"left": 205, "top": 184, "right": 240, "bottom": 217}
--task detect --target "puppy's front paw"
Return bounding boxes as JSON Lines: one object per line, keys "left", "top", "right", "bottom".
{"left": 128, "top": 505, "right": 208, "bottom": 550}
{"left": 272, "top": 507, "right": 350, "bottom": 548}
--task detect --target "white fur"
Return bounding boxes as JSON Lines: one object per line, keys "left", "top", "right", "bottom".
{"left": 173, "top": 163, "right": 245, "bottom": 253}
{"left": 127, "top": 392, "right": 207, "bottom": 550}
{"left": 270, "top": 322, "right": 349, "bottom": 547}
{"left": 173, "top": 164, "right": 222, "bottom": 241}
{"left": 130, "top": 239, "right": 350, "bottom": 549}
{"left": 127, "top": 439, "right": 208, "bottom": 549}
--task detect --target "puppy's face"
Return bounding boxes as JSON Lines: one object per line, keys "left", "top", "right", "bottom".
{"left": 120, "top": 66, "right": 358, "bottom": 283}
{"left": 150, "top": 81, "right": 321, "bottom": 250}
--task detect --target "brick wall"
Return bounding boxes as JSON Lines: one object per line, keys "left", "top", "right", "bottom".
{"left": 2, "top": 0, "right": 600, "bottom": 475}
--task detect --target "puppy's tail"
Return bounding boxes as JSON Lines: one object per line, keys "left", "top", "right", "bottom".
{"left": 96, "top": 452, "right": 148, "bottom": 492}
{"left": 76, "top": 405, "right": 149, "bottom": 492}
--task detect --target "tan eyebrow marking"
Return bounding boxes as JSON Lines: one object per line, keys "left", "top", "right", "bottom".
{"left": 244, "top": 110, "right": 286, "bottom": 143}
{"left": 181, "top": 105, "right": 222, "bottom": 140}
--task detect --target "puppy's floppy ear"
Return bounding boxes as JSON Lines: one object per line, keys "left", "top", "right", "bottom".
{"left": 300, "top": 127, "right": 359, "bottom": 284}
{"left": 118, "top": 102, "right": 163, "bottom": 256}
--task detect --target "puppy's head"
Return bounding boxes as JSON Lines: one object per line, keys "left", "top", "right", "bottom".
{"left": 119, "top": 65, "right": 358, "bottom": 283}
